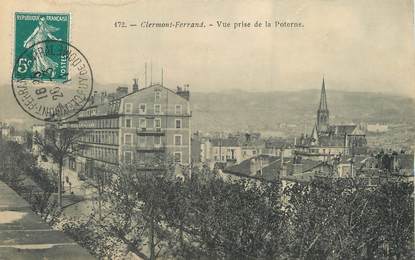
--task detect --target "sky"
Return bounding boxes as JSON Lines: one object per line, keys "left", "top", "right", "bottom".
{"left": 1, "top": 0, "right": 414, "bottom": 96}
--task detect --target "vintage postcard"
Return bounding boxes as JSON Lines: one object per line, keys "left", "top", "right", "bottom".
{"left": 0, "top": 0, "right": 414, "bottom": 259}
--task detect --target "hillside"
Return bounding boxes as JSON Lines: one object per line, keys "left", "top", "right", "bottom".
{"left": 190, "top": 89, "right": 415, "bottom": 133}
{"left": 1, "top": 84, "right": 414, "bottom": 134}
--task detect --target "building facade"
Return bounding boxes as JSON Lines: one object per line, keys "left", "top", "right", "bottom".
{"left": 64, "top": 83, "right": 191, "bottom": 177}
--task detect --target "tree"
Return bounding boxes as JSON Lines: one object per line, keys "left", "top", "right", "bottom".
{"left": 283, "top": 177, "right": 414, "bottom": 259}
{"left": 0, "top": 139, "right": 35, "bottom": 191}
{"left": 24, "top": 129, "right": 33, "bottom": 151}
{"left": 374, "top": 180, "right": 414, "bottom": 259}
{"left": 0, "top": 139, "right": 62, "bottom": 225}
{"left": 181, "top": 177, "right": 286, "bottom": 259}
{"left": 33, "top": 124, "right": 85, "bottom": 208}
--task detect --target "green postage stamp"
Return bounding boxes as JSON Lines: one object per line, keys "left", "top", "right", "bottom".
{"left": 11, "top": 12, "right": 93, "bottom": 122}
{"left": 13, "top": 12, "right": 70, "bottom": 82}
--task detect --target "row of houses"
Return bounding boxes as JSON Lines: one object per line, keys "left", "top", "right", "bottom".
{"left": 0, "top": 122, "right": 24, "bottom": 144}
{"left": 191, "top": 132, "right": 296, "bottom": 168}
{"left": 219, "top": 150, "right": 413, "bottom": 186}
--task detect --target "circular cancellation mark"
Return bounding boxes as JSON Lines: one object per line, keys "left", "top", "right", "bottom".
{"left": 11, "top": 40, "right": 93, "bottom": 122}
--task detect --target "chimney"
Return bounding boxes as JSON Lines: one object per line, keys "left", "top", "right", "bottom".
{"left": 132, "top": 78, "right": 139, "bottom": 92}
{"left": 249, "top": 158, "right": 257, "bottom": 176}
{"left": 100, "top": 92, "right": 105, "bottom": 104}
{"left": 116, "top": 86, "right": 129, "bottom": 97}
{"left": 280, "top": 149, "right": 288, "bottom": 177}
{"left": 245, "top": 133, "right": 251, "bottom": 143}
{"left": 176, "top": 84, "right": 190, "bottom": 101}
{"left": 91, "top": 91, "right": 98, "bottom": 104}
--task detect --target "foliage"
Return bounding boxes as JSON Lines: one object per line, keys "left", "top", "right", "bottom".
{"left": 0, "top": 139, "right": 35, "bottom": 191}
{"left": 284, "top": 177, "right": 414, "bottom": 259}
{"left": 61, "top": 216, "right": 127, "bottom": 259}
{"left": 1, "top": 138, "right": 412, "bottom": 259}
{"left": 33, "top": 124, "right": 85, "bottom": 208}
{"left": 33, "top": 125, "right": 85, "bottom": 164}
{"left": 0, "top": 139, "right": 62, "bottom": 225}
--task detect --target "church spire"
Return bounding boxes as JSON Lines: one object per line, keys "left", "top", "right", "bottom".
{"left": 318, "top": 77, "right": 328, "bottom": 112}
{"left": 317, "top": 77, "right": 329, "bottom": 133}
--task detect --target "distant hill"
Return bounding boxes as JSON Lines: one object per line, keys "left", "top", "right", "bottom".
{"left": 1, "top": 83, "right": 414, "bottom": 134}
{"left": 190, "top": 89, "right": 415, "bottom": 134}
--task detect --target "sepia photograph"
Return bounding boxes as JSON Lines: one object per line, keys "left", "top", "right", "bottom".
{"left": 0, "top": 0, "right": 414, "bottom": 259}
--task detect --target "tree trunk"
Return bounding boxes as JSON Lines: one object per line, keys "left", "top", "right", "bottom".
{"left": 58, "top": 159, "right": 63, "bottom": 209}
{"left": 179, "top": 220, "right": 184, "bottom": 258}
{"left": 98, "top": 186, "right": 102, "bottom": 222}
{"left": 149, "top": 214, "right": 155, "bottom": 260}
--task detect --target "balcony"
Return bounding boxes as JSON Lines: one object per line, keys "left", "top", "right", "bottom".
{"left": 136, "top": 145, "right": 166, "bottom": 153}
{"left": 136, "top": 128, "right": 165, "bottom": 136}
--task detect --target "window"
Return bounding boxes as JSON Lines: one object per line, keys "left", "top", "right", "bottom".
{"left": 154, "top": 136, "right": 161, "bottom": 146}
{"left": 154, "top": 118, "right": 161, "bottom": 129}
{"left": 154, "top": 104, "right": 161, "bottom": 114}
{"left": 175, "top": 104, "right": 182, "bottom": 114}
{"left": 155, "top": 91, "right": 161, "bottom": 102}
{"left": 139, "top": 104, "right": 146, "bottom": 114}
{"left": 175, "top": 119, "right": 182, "bottom": 129}
{"left": 138, "top": 136, "right": 146, "bottom": 146}
{"left": 124, "top": 151, "right": 132, "bottom": 164}
{"left": 139, "top": 118, "right": 146, "bottom": 128}
{"left": 125, "top": 103, "right": 133, "bottom": 114}
{"left": 125, "top": 118, "right": 132, "bottom": 128}
{"left": 174, "top": 135, "right": 182, "bottom": 146}
{"left": 124, "top": 134, "right": 132, "bottom": 145}
{"left": 174, "top": 152, "right": 182, "bottom": 163}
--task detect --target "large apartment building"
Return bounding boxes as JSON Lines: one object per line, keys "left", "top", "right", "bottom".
{"left": 64, "top": 82, "right": 191, "bottom": 177}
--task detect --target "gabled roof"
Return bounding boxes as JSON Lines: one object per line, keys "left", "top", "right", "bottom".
{"left": 298, "top": 159, "right": 326, "bottom": 173}
{"left": 396, "top": 153, "right": 414, "bottom": 170}
{"left": 76, "top": 84, "right": 188, "bottom": 118}
{"left": 210, "top": 138, "right": 240, "bottom": 147}
{"left": 265, "top": 139, "right": 294, "bottom": 149}
{"left": 311, "top": 124, "right": 319, "bottom": 144}
{"left": 317, "top": 135, "right": 345, "bottom": 147}
{"left": 116, "top": 83, "right": 189, "bottom": 102}
{"left": 223, "top": 155, "right": 280, "bottom": 177}
{"left": 328, "top": 125, "right": 357, "bottom": 135}
{"left": 351, "top": 127, "right": 365, "bottom": 135}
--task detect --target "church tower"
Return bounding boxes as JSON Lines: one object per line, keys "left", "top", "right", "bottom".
{"left": 317, "top": 78, "right": 329, "bottom": 133}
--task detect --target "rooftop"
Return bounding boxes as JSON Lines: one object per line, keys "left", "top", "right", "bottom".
{"left": 0, "top": 181, "right": 94, "bottom": 259}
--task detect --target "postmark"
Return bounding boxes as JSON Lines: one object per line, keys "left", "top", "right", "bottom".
{"left": 12, "top": 12, "right": 93, "bottom": 122}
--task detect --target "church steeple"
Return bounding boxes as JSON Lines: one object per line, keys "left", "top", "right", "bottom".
{"left": 319, "top": 77, "right": 328, "bottom": 111}
{"left": 317, "top": 77, "right": 329, "bottom": 133}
